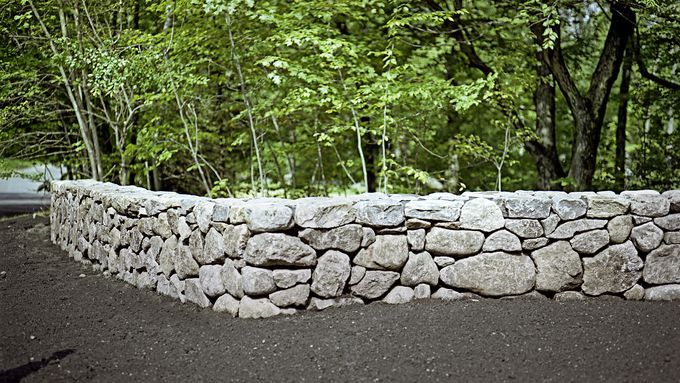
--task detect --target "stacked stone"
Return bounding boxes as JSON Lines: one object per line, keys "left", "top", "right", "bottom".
{"left": 50, "top": 181, "right": 680, "bottom": 319}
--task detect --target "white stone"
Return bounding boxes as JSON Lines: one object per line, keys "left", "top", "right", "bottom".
{"left": 425, "top": 227, "right": 484, "bottom": 257}
{"left": 413, "top": 284, "right": 431, "bottom": 299}
{"left": 531, "top": 241, "right": 583, "bottom": 292}
{"left": 185, "top": 278, "right": 211, "bottom": 308}
{"left": 440, "top": 252, "right": 535, "bottom": 296}
{"left": 244, "top": 202, "right": 294, "bottom": 232}
{"left": 241, "top": 266, "right": 276, "bottom": 296}
{"left": 503, "top": 196, "right": 552, "bottom": 219}
{"left": 630, "top": 222, "right": 663, "bottom": 252}
{"left": 607, "top": 215, "right": 633, "bottom": 244}
{"left": 200, "top": 227, "right": 225, "bottom": 264}
{"left": 269, "top": 284, "right": 310, "bottom": 307}
{"left": 570, "top": 230, "right": 609, "bottom": 255}
{"left": 221, "top": 259, "right": 244, "bottom": 298}
{"left": 213, "top": 294, "right": 239, "bottom": 317}
{"left": 349, "top": 266, "right": 366, "bottom": 285}
{"left": 239, "top": 296, "right": 281, "bottom": 318}
{"left": 311, "top": 250, "right": 351, "bottom": 298}
{"left": 458, "top": 198, "right": 505, "bottom": 232}
{"left": 654, "top": 214, "right": 680, "bottom": 231}
{"left": 354, "top": 235, "right": 408, "bottom": 270}
{"left": 350, "top": 271, "right": 399, "bottom": 299}
{"left": 298, "top": 224, "right": 363, "bottom": 253}
{"left": 272, "top": 269, "right": 311, "bottom": 289}
{"left": 307, "top": 296, "right": 364, "bottom": 311}
{"left": 433, "top": 256, "right": 456, "bottom": 268}
{"left": 482, "top": 230, "right": 521, "bottom": 252}
{"left": 199, "top": 265, "right": 226, "bottom": 298}
{"left": 407, "top": 229, "right": 426, "bottom": 251}
{"left": 294, "top": 197, "right": 356, "bottom": 228}
{"left": 645, "top": 284, "right": 680, "bottom": 301}
{"left": 400, "top": 252, "right": 439, "bottom": 286}
{"left": 586, "top": 196, "right": 629, "bottom": 218}
{"left": 552, "top": 196, "right": 587, "bottom": 220}
{"left": 243, "top": 233, "right": 317, "bottom": 267}
{"left": 505, "top": 219, "right": 543, "bottom": 238}
{"left": 547, "top": 219, "right": 607, "bottom": 239}
{"left": 643, "top": 245, "right": 680, "bottom": 284}
{"left": 404, "top": 199, "right": 464, "bottom": 221}
{"left": 354, "top": 200, "right": 405, "bottom": 227}
{"left": 382, "top": 286, "right": 415, "bottom": 304}
{"left": 624, "top": 284, "right": 645, "bottom": 301}
{"left": 582, "top": 241, "right": 642, "bottom": 296}
{"left": 194, "top": 201, "right": 215, "bottom": 233}
{"left": 223, "top": 224, "right": 250, "bottom": 258}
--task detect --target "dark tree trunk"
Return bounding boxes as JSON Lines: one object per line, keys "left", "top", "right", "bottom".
{"left": 532, "top": 57, "right": 564, "bottom": 189}
{"left": 363, "top": 119, "right": 378, "bottom": 192}
{"left": 615, "top": 46, "right": 633, "bottom": 192}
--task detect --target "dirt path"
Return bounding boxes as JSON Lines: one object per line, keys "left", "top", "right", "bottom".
{"left": 1, "top": 214, "right": 680, "bottom": 382}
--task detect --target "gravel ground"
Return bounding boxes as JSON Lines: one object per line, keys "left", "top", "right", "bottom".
{"left": 1, "top": 214, "right": 680, "bottom": 382}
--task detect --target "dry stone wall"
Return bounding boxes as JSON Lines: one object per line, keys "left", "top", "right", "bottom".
{"left": 50, "top": 180, "right": 680, "bottom": 318}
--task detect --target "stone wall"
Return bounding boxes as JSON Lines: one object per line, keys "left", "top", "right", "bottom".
{"left": 49, "top": 180, "right": 680, "bottom": 318}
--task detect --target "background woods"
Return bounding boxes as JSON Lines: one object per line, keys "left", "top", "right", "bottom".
{"left": 1, "top": 0, "right": 678, "bottom": 196}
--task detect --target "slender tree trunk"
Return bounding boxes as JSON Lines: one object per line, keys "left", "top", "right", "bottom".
{"left": 615, "top": 46, "right": 633, "bottom": 191}
{"left": 532, "top": 57, "right": 564, "bottom": 189}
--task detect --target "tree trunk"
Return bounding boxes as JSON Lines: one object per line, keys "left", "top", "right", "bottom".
{"left": 615, "top": 46, "right": 633, "bottom": 191}
{"left": 532, "top": 57, "right": 564, "bottom": 189}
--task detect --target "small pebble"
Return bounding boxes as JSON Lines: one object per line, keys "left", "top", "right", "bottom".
{"left": 30, "top": 335, "right": 36, "bottom": 340}
{"left": 79, "top": 274, "right": 86, "bottom": 278}
{"left": 0, "top": 271, "right": 6, "bottom": 278}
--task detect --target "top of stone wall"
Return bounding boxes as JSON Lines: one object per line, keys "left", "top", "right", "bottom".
{"left": 51, "top": 180, "right": 680, "bottom": 230}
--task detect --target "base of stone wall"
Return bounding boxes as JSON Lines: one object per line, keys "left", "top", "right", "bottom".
{"left": 50, "top": 180, "right": 680, "bottom": 318}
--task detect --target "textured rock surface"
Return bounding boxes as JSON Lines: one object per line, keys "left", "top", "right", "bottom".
{"left": 244, "top": 203, "right": 294, "bottom": 232}
{"left": 382, "top": 286, "right": 415, "bottom": 304}
{"left": 299, "top": 224, "right": 363, "bottom": 253}
{"left": 644, "top": 284, "right": 680, "bottom": 301}
{"left": 570, "top": 230, "right": 610, "bottom": 255}
{"left": 355, "top": 200, "right": 405, "bottom": 227}
{"left": 425, "top": 227, "right": 484, "bottom": 257}
{"left": 407, "top": 229, "right": 426, "bottom": 252}
{"left": 311, "top": 250, "right": 351, "bottom": 298}
{"left": 185, "top": 278, "right": 211, "bottom": 308}
{"left": 548, "top": 219, "right": 607, "bottom": 239}
{"left": 404, "top": 200, "right": 464, "bottom": 221}
{"left": 586, "top": 196, "right": 629, "bottom": 218}
{"left": 505, "top": 219, "right": 543, "bottom": 239}
{"left": 199, "top": 265, "right": 226, "bottom": 297}
{"left": 531, "top": 241, "right": 582, "bottom": 292}
{"left": 307, "top": 296, "right": 364, "bottom": 311}
{"left": 553, "top": 196, "right": 587, "bottom": 221}
{"left": 213, "top": 294, "right": 239, "bottom": 316}
{"left": 238, "top": 296, "right": 281, "bottom": 318}
{"left": 482, "top": 230, "right": 521, "bottom": 252}
{"left": 582, "top": 241, "right": 643, "bottom": 296}
{"left": 294, "top": 198, "right": 355, "bottom": 228}
{"left": 643, "top": 245, "right": 680, "bottom": 284}
{"left": 354, "top": 235, "right": 408, "bottom": 270}
{"left": 350, "top": 271, "right": 399, "bottom": 299}
{"left": 439, "top": 253, "right": 535, "bottom": 296}
{"left": 654, "top": 214, "right": 680, "bottom": 231}
{"left": 400, "top": 252, "right": 439, "bottom": 286}
{"left": 607, "top": 215, "right": 633, "bottom": 244}
{"left": 272, "top": 269, "right": 311, "bottom": 289}
{"left": 503, "top": 196, "right": 552, "bottom": 219}
{"left": 553, "top": 291, "right": 587, "bottom": 301}
{"left": 624, "top": 284, "right": 645, "bottom": 301}
{"left": 269, "top": 284, "right": 310, "bottom": 307}
{"left": 458, "top": 198, "right": 505, "bottom": 232}
{"left": 630, "top": 223, "right": 663, "bottom": 252}
{"left": 243, "top": 233, "right": 316, "bottom": 267}
{"left": 628, "top": 195, "right": 670, "bottom": 217}
{"left": 241, "top": 266, "right": 276, "bottom": 296}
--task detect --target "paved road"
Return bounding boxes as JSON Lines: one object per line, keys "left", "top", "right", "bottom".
{"left": 1, "top": 215, "right": 680, "bottom": 382}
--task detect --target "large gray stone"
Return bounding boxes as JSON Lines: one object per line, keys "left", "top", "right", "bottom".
{"left": 400, "top": 252, "right": 439, "bottom": 286}
{"left": 243, "top": 233, "right": 316, "bottom": 267}
{"left": 522, "top": 238, "right": 549, "bottom": 251}
{"left": 624, "top": 284, "right": 645, "bottom": 301}
{"left": 241, "top": 266, "right": 276, "bottom": 296}
{"left": 185, "top": 278, "right": 211, "bottom": 308}
{"left": 382, "top": 286, "right": 415, "bottom": 304}
{"left": 654, "top": 214, "right": 680, "bottom": 231}
{"left": 349, "top": 266, "right": 366, "bottom": 285}
{"left": 213, "top": 294, "right": 239, "bottom": 317}
{"left": 665, "top": 232, "right": 680, "bottom": 245}
{"left": 581, "top": 241, "right": 643, "bottom": 296}
{"left": 552, "top": 196, "right": 587, "bottom": 221}
{"left": 199, "top": 265, "right": 226, "bottom": 297}
{"left": 350, "top": 271, "right": 399, "bottom": 299}
{"left": 407, "top": 229, "right": 425, "bottom": 251}
{"left": 223, "top": 224, "right": 250, "bottom": 258}
{"left": 239, "top": 296, "right": 281, "bottom": 318}
{"left": 643, "top": 245, "right": 680, "bottom": 284}
{"left": 298, "top": 224, "right": 363, "bottom": 253}
{"left": 294, "top": 198, "right": 355, "bottom": 228}
{"left": 607, "top": 215, "right": 633, "bottom": 244}
{"left": 503, "top": 196, "right": 552, "bottom": 219}
{"left": 153, "top": 213, "right": 173, "bottom": 239}
{"left": 244, "top": 203, "right": 294, "bottom": 232}
{"left": 194, "top": 201, "right": 215, "bottom": 233}
{"left": 505, "top": 219, "right": 543, "bottom": 238}
{"left": 200, "top": 227, "right": 225, "bottom": 264}
{"left": 413, "top": 284, "right": 431, "bottom": 299}
{"left": 531, "top": 241, "right": 582, "bottom": 292}
{"left": 311, "top": 250, "right": 351, "bottom": 298}
{"left": 188, "top": 230, "right": 204, "bottom": 264}
{"left": 628, "top": 195, "right": 670, "bottom": 217}
{"left": 221, "top": 259, "right": 244, "bottom": 298}
{"left": 354, "top": 200, "right": 405, "bottom": 227}
{"left": 354, "top": 235, "right": 408, "bottom": 270}
{"left": 547, "top": 219, "right": 607, "bottom": 239}
{"left": 425, "top": 227, "right": 484, "bottom": 257}
{"left": 269, "top": 284, "right": 310, "bottom": 307}
{"left": 158, "top": 236, "right": 177, "bottom": 277}
{"left": 482, "top": 230, "right": 521, "bottom": 252}
{"left": 404, "top": 199, "right": 464, "bottom": 221}
{"left": 272, "top": 269, "right": 311, "bottom": 289}
{"left": 439, "top": 252, "right": 535, "bottom": 296}
{"left": 541, "top": 214, "right": 561, "bottom": 236}
{"left": 644, "top": 285, "right": 680, "bottom": 301}
{"left": 458, "top": 198, "right": 505, "bottom": 232}
{"left": 586, "top": 196, "right": 629, "bottom": 218}
{"left": 570, "top": 230, "right": 609, "bottom": 255}
{"left": 173, "top": 245, "right": 199, "bottom": 279}
{"left": 630, "top": 222, "right": 663, "bottom": 252}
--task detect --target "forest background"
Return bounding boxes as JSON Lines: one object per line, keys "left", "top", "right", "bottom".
{"left": 1, "top": 0, "right": 678, "bottom": 198}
